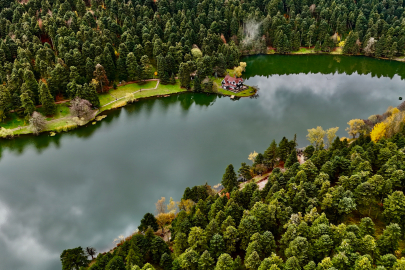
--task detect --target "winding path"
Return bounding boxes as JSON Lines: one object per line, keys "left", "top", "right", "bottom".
{"left": 101, "top": 80, "right": 160, "bottom": 108}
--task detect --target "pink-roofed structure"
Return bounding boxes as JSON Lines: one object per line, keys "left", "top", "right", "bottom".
{"left": 221, "top": 75, "right": 244, "bottom": 91}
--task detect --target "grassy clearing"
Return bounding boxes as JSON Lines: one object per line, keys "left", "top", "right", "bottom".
{"left": 99, "top": 80, "right": 186, "bottom": 112}
{"left": 0, "top": 112, "right": 26, "bottom": 129}
{"left": 291, "top": 47, "right": 315, "bottom": 54}
{"left": 99, "top": 81, "right": 158, "bottom": 106}
{"left": 0, "top": 103, "right": 71, "bottom": 131}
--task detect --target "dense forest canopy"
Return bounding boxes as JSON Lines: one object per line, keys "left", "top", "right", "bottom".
{"left": 1, "top": 0, "right": 405, "bottom": 120}
{"left": 63, "top": 126, "right": 405, "bottom": 270}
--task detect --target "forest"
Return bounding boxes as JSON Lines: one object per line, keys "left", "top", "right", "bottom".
{"left": 1, "top": 0, "right": 405, "bottom": 122}
{"left": 59, "top": 104, "right": 405, "bottom": 270}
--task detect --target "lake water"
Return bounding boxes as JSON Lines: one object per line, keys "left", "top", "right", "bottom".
{"left": 1, "top": 55, "right": 405, "bottom": 270}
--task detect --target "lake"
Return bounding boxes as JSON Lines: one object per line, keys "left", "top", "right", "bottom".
{"left": 0, "top": 55, "right": 404, "bottom": 270}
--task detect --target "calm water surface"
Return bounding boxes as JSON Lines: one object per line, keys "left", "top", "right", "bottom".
{"left": 1, "top": 55, "right": 405, "bottom": 270}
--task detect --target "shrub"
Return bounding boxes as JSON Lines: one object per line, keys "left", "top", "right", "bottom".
{"left": 54, "top": 123, "right": 78, "bottom": 133}
{"left": 0, "top": 127, "right": 14, "bottom": 138}
{"left": 112, "top": 100, "right": 127, "bottom": 109}
{"left": 126, "top": 93, "right": 137, "bottom": 103}
{"left": 191, "top": 48, "right": 202, "bottom": 59}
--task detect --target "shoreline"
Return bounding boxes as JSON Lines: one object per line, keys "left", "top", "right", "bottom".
{"left": 4, "top": 78, "right": 257, "bottom": 138}
{"left": 3, "top": 51, "right": 404, "bottom": 138}
{"left": 242, "top": 46, "right": 405, "bottom": 62}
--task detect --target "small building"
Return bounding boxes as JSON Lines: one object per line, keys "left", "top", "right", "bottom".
{"left": 221, "top": 75, "right": 244, "bottom": 90}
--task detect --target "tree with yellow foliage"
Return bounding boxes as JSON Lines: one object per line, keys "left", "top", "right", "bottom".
{"left": 370, "top": 122, "right": 386, "bottom": 142}
{"left": 326, "top": 127, "right": 339, "bottom": 149}
{"left": 156, "top": 212, "right": 176, "bottom": 234}
{"left": 233, "top": 62, "right": 247, "bottom": 77}
{"left": 248, "top": 151, "right": 258, "bottom": 163}
{"left": 371, "top": 122, "right": 386, "bottom": 142}
{"left": 167, "top": 197, "right": 179, "bottom": 214}
{"left": 307, "top": 126, "right": 326, "bottom": 150}
{"left": 346, "top": 119, "right": 367, "bottom": 138}
{"left": 178, "top": 199, "right": 195, "bottom": 213}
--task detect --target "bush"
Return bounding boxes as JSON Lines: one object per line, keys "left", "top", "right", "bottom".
{"left": 191, "top": 48, "right": 202, "bottom": 59}
{"left": 0, "top": 127, "right": 14, "bottom": 138}
{"left": 54, "top": 123, "right": 78, "bottom": 133}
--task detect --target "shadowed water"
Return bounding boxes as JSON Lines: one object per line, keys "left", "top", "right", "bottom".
{"left": 0, "top": 55, "right": 404, "bottom": 270}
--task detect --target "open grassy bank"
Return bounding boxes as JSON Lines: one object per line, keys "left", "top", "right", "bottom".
{"left": 1, "top": 76, "right": 256, "bottom": 137}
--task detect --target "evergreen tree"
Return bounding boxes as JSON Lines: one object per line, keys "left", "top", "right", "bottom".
{"left": 127, "top": 53, "right": 140, "bottom": 81}
{"left": 20, "top": 90, "right": 35, "bottom": 120}
{"left": 285, "top": 149, "right": 298, "bottom": 168}
{"left": 222, "top": 164, "right": 238, "bottom": 192}
{"left": 179, "top": 62, "right": 191, "bottom": 89}
{"left": 39, "top": 81, "right": 56, "bottom": 115}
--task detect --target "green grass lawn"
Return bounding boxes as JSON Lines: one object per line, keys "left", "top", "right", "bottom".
{"left": 291, "top": 47, "right": 315, "bottom": 54}
{"left": 99, "top": 81, "right": 158, "bottom": 106}
{"left": 0, "top": 103, "right": 71, "bottom": 131}
{"left": 99, "top": 80, "right": 187, "bottom": 112}
{"left": 0, "top": 112, "right": 26, "bottom": 129}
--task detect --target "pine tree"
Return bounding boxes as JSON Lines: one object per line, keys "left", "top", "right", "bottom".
{"left": 117, "top": 58, "right": 128, "bottom": 82}
{"left": 20, "top": 91, "right": 35, "bottom": 120}
{"left": 222, "top": 164, "right": 238, "bottom": 192}
{"left": 140, "top": 55, "right": 152, "bottom": 82}
{"left": 179, "top": 63, "right": 191, "bottom": 89}
{"left": 126, "top": 53, "right": 139, "bottom": 81}
{"left": 169, "top": 73, "right": 176, "bottom": 84}
{"left": 314, "top": 41, "right": 321, "bottom": 53}
{"left": 193, "top": 75, "right": 202, "bottom": 92}
{"left": 39, "top": 81, "right": 56, "bottom": 115}
{"left": 285, "top": 149, "right": 298, "bottom": 168}
{"left": 82, "top": 83, "right": 100, "bottom": 108}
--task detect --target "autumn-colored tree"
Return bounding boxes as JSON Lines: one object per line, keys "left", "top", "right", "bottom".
{"left": 167, "top": 197, "right": 179, "bottom": 214}
{"left": 307, "top": 126, "right": 326, "bottom": 150}
{"left": 371, "top": 122, "right": 386, "bottom": 142}
{"left": 346, "top": 119, "right": 367, "bottom": 138}
{"left": 248, "top": 151, "right": 258, "bottom": 163}
{"left": 178, "top": 199, "right": 195, "bottom": 213}
{"left": 93, "top": 64, "right": 109, "bottom": 92}
{"left": 326, "top": 127, "right": 339, "bottom": 149}
{"left": 156, "top": 212, "right": 175, "bottom": 234}
{"left": 156, "top": 197, "right": 166, "bottom": 215}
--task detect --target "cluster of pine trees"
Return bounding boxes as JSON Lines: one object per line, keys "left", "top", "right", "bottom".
{"left": 61, "top": 127, "right": 405, "bottom": 270}
{"left": 1, "top": 0, "right": 405, "bottom": 120}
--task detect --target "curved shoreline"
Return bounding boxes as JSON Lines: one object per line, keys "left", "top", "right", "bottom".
{"left": 5, "top": 79, "right": 257, "bottom": 138}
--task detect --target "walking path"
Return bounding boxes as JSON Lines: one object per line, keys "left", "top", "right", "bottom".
{"left": 101, "top": 80, "right": 160, "bottom": 108}
{"left": 7, "top": 80, "right": 160, "bottom": 133}
{"left": 10, "top": 110, "right": 99, "bottom": 132}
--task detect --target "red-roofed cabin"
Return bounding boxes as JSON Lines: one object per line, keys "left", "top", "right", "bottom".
{"left": 221, "top": 75, "right": 244, "bottom": 90}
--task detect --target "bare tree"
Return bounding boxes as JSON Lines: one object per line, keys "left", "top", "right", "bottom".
{"left": 155, "top": 197, "right": 166, "bottom": 215}
{"left": 70, "top": 97, "right": 93, "bottom": 121}
{"left": 29, "top": 111, "right": 47, "bottom": 135}
{"left": 85, "top": 247, "right": 97, "bottom": 260}
{"left": 364, "top": 37, "right": 376, "bottom": 56}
